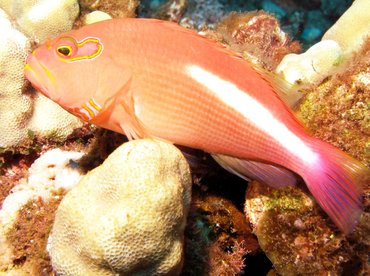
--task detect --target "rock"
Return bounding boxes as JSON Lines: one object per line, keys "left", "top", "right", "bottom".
{"left": 245, "top": 181, "right": 354, "bottom": 276}
{"left": 48, "top": 139, "right": 192, "bottom": 275}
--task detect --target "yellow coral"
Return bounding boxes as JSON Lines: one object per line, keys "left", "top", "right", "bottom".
{"left": 49, "top": 139, "right": 192, "bottom": 275}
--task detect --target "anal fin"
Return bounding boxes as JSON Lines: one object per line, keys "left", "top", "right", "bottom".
{"left": 212, "top": 154, "right": 298, "bottom": 188}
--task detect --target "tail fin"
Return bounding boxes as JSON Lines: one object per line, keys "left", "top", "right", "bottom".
{"left": 302, "top": 141, "right": 368, "bottom": 234}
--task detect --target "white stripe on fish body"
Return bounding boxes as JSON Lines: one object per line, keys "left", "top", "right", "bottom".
{"left": 86, "top": 98, "right": 102, "bottom": 114}
{"left": 186, "top": 64, "right": 318, "bottom": 165}
{"left": 80, "top": 98, "right": 102, "bottom": 120}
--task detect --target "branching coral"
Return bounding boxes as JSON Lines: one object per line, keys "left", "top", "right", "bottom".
{"left": 48, "top": 139, "right": 192, "bottom": 275}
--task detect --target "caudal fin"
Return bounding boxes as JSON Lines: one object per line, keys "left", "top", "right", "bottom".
{"left": 302, "top": 141, "right": 368, "bottom": 234}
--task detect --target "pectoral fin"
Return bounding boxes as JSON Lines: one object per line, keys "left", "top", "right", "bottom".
{"left": 117, "top": 91, "right": 149, "bottom": 140}
{"left": 212, "top": 154, "right": 298, "bottom": 188}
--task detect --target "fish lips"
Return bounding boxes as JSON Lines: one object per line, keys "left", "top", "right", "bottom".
{"left": 24, "top": 54, "right": 59, "bottom": 102}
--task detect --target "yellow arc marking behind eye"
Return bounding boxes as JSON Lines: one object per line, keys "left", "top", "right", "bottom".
{"left": 57, "top": 37, "right": 103, "bottom": 63}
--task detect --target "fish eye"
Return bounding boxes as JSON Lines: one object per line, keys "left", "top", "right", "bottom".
{"left": 57, "top": 46, "right": 72, "bottom": 56}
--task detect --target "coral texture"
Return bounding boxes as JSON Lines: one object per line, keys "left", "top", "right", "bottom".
{"left": 0, "top": 2, "right": 82, "bottom": 152}
{"left": 0, "top": 9, "right": 32, "bottom": 149}
{"left": 80, "top": 0, "right": 139, "bottom": 18}
{"left": 322, "top": 0, "right": 370, "bottom": 59}
{"left": 0, "top": 149, "right": 84, "bottom": 273}
{"left": 245, "top": 181, "right": 368, "bottom": 275}
{"left": 0, "top": 0, "right": 80, "bottom": 43}
{"left": 214, "top": 11, "right": 300, "bottom": 70}
{"left": 297, "top": 38, "right": 370, "bottom": 166}
{"left": 49, "top": 139, "right": 192, "bottom": 275}
{"left": 276, "top": 40, "right": 343, "bottom": 86}
{"left": 82, "top": 10, "right": 112, "bottom": 25}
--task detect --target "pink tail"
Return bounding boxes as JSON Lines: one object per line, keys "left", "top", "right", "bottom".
{"left": 302, "top": 140, "right": 368, "bottom": 234}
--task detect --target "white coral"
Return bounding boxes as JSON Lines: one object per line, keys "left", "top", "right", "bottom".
{"left": 0, "top": 0, "right": 79, "bottom": 43}
{"left": 0, "top": 0, "right": 82, "bottom": 151}
{"left": 322, "top": 0, "right": 370, "bottom": 59}
{"left": 276, "top": 40, "right": 343, "bottom": 86}
{"left": 0, "top": 9, "right": 33, "bottom": 148}
{"left": 49, "top": 139, "right": 192, "bottom": 276}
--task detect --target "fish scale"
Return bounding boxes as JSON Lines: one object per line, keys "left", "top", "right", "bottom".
{"left": 24, "top": 18, "right": 369, "bottom": 233}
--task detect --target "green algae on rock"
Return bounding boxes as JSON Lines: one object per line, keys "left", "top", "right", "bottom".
{"left": 245, "top": 181, "right": 368, "bottom": 276}
{"left": 297, "top": 37, "right": 370, "bottom": 166}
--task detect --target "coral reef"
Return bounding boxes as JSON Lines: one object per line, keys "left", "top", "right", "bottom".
{"left": 79, "top": 0, "right": 140, "bottom": 18}
{"left": 49, "top": 139, "right": 192, "bottom": 275}
{"left": 276, "top": 39, "right": 343, "bottom": 86}
{"left": 82, "top": 10, "right": 112, "bottom": 25}
{"left": 0, "top": 148, "right": 84, "bottom": 274}
{"left": 0, "top": 2, "right": 83, "bottom": 152}
{"left": 213, "top": 11, "right": 300, "bottom": 70}
{"left": 180, "top": 0, "right": 226, "bottom": 28}
{"left": 153, "top": 0, "right": 188, "bottom": 23}
{"left": 277, "top": 0, "right": 370, "bottom": 88}
{"left": 0, "top": 0, "right": 79, "bottom": 43}
{"left": 297, "top": 37, "right": 370, "bottom": 166}
{"left": 322, "top": 0, "right": 370, "bottom": 60}
{"left": 183, "top": 192, "right": 259, "bottom": 275}
{"left": 0, "top": 9, "right": 33, "bottom": 150}
{"left": 245, "top": 181, "right": 369, "bottom": 275}
{"left": 0, "top": 1, "right": 367, "bottom": 275}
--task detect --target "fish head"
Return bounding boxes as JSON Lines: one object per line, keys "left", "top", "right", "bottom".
{"left": 24, "top": 33, "right": 106, "bottom": 121}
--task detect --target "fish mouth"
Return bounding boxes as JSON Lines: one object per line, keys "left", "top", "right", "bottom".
{"left": 24, "top": 54, "right": 57, "bottom": 100}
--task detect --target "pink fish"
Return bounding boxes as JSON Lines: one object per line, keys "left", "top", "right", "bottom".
{"left": 24, "top": 18, "right": 369, "bottom": 233}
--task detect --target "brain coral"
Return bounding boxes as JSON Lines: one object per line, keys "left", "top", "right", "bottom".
{"left": 49, "top": 139, "right": 192, "bottom": 275}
